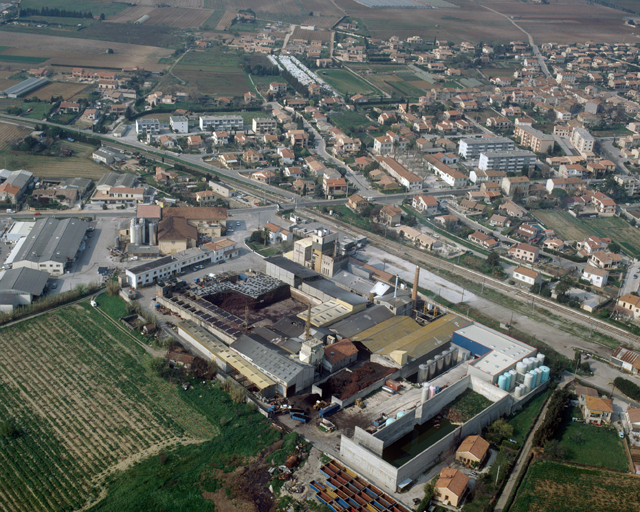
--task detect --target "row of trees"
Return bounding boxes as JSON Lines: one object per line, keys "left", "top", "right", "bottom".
{"left": 533, "top": 388, "right": 570, "bottom": 448}
{"left": 19, "top": 7, "right": 97, "bottom": 19}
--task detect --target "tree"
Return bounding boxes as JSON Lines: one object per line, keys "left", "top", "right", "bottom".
{"left": 608, "top": 242, "right": 621, "bottom": 253}
{"left": 486, "top": 251, "right": 500, "bottom": 268}
{"left": 0, "top": 420, "right": 20, "bottom": 439}
{"left": 262, "top": 227, "right": 270, "bottom": 247}
{"left": 551, "top": 188, "right": 568, "bottom": 198}
{"left": 543, "top": 439, "right": 568, "bottom": 460}
{"left": 147, "top": 357, "right": 170, "bottom": 378}
{"left": 489, "top": 418, "right": 514, "bottom": 440}
{"left": 99, "top": 12, "right": 105, "bottom": 20}
{"left": 106, "top": 279, "right": 120, "bottom": 296}
{"left": 106, "top": 48, "right": 114, "bottom": 54}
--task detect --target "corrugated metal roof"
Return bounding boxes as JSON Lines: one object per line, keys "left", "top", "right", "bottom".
{"left": 351, "top": 316, "right": 420, "bottom": 354}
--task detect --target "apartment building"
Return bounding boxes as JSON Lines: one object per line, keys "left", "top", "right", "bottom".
{"left": 458, "top": 136, "right": 514, "bottom": 159}
{"left": 199, "top": 115, "right": 243, "bottom": 132}
{"left": 478, "top": 150, "right": 536, "bottom": 173}
{"left": 570, "top": 127, "right": 595, "bottom": 154}
{"left": 252, "top": 117, "right": 277, "bottom": 134}
{"left": 514, "top": 125, "right": 555, "bottom": 153}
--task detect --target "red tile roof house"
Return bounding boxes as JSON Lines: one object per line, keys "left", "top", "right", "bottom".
{"left": 508, "top": 242, "right": 539, "bottom": 263}
{"left": 263, "top": 222, "right": 292, "bottom": 244}
{"left": 469, "top": 231, "right": 499, "bottom": 249}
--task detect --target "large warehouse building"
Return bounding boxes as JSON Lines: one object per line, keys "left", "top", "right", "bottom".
{"left": 12, "top": 218, "right": 88, "bottom": 274}
{"left": 0, "top": 267, "right": 50, "bottom": 312}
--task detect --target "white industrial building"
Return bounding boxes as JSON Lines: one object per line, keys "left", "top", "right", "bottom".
{"left": 12, "top": 218, "right": 88, "bottom": 275}
{"left": 124, "top": 247, "right": 212, "bottom": 288}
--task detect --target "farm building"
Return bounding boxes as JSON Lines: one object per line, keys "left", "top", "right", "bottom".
{"left": 3, "top": 77, "right": 49, "bottom": 98}
{"left": 0, "top": 267, "right": 50, "bottom": 312}
{"left": 12, "top": 218, "right": 88, "bottom": 275}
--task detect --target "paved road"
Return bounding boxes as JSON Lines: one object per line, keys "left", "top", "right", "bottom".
{"left": 493, "top": 373, "right": 573, "bottom": 512}
{"left": 599, "top": 137, "right": 632, "bottom": 175}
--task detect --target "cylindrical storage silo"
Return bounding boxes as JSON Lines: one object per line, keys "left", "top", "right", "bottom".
{"left": 435, "top": 355, "right": 444, "bottom": 374}
{"left": 524, "top": 372, "right": 534, "bottom": 390}
{"left": 540, "top": 366, "right": 550, "bottom": 384}
{"left": 504, "top": 372, "right": 512, "bottom": 390}
{"left": 444, "top": 349, "right": 452, "bottom": 369}
{"left": 428, "top": 360, "right": 437, "bottom": 380}
{"left": 450, "top": 346, "right": 459, "bottom": 365}
{"left": 509, "top": 369, "right": 518, "bottom": 390}
{"left": 421, "top": 383, "right": 428, "bottom": 403}
{"left": 516, "top": 361, "right": 527, "bottom": 381}
{"left": 149, "top": 223, "right": 158, "bottom": 246}
{"left": 537, "top": 353, "right": 545, "bottom": 366}
{"left": 139, "top": 218, "right": 146, "bottom": 245}
{"left": 535, "top": 367, "right": 543, "bottom": 385}
{"left": 418, "top": 364, "right": 429, "bottom": 383}
{"left": 134, "top": 224, "right": 142, "bottom": 246}
{"left": 515, "top": 385, "right": 523, "bottom": 398}
{"left": 429, "top": 385, "right": 436, "bottom": 399}
{"left": 530, "top": 370, "right": 539, "bottom": 388}
{"left": 130, "top": 218, "right": 137, "bottom": 244}
{"left": 498, "top": 374, "right": 507, "bottom": 390}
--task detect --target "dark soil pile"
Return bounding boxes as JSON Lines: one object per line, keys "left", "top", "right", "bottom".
{"left": 321, "top": 363, "right": 396, "bottom": 400}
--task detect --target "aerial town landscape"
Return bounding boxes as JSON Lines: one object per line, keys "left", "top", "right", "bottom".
{"left": 2, "top": 0, "right": 640, "bottom": 511}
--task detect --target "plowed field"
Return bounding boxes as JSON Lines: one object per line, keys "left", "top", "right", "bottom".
{"left": 106, "top": 6, "right": 214, "bottom": 28}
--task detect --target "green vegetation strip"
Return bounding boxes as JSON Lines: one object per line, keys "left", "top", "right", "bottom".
{"left": 0, "top": 55, "right": 49, "bottom": 63}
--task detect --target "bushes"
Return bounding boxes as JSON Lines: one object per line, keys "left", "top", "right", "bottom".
{"left": 533, "top": 389, "right": 570, "bottom": 447}
{"left": 614, "top": 377, "right": 640, "bottom": 401}
{"left": 106, "top": 279, "right": 120, "bottom": 296}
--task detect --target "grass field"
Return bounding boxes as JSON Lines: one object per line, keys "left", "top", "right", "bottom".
{"left": 532, "top": 209, "right": 640, "bottom": 257}
{"left": 1, "top": 142, "right": 108, "bottom": 179}
{"left": 173, "top": 49, "right": 252, "bottom": 96}
{"left": 507, "top": 389, "right": 550, "bottom": 444}
{"left": 555, "top": 406, "right": 628, "bottom": 471}
{"left": 511, "top": 460, "right": 640, "bottom": 512}
{"left": 21, "top": 0, "right": 129, "bottom": 17}
{"left": 328, "top": 109, "right": 372, "bottom": 133}
{"left": 0, "top": 300, "right": 220, "bottom": 512}
{"left": 318, "top": 68, "right": 378, "bottom": 97}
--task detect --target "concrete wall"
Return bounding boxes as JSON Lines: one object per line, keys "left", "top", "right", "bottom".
{"left": 290, "top": 286, "right": 323, "bottom": 306}
{"left": 340, "top": 436, "right": 399, "bottom": 491}
{"left": 338, "top": 375, "right": 523, "bottom": 491}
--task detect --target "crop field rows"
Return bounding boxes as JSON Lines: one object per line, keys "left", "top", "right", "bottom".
{"left": 0, "top": 122, "right": 31, "bottom": 150}
{"left": 0, "top": 304, "right": 218, "bottom": 512}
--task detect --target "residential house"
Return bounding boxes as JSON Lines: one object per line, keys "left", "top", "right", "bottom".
{"left": 509, "top": 243, "right": 539, "bottom": 263}
{"left": 347, "top": 194, "right": 369, "bottom": 213}
{"left": 615, "top": 294, "right": 640, "bottom": 320}
{"left": 323, "top": 177, "right": 347, "bottom": 196}
{"left": 501, "top": 176, "right": 530, "bottom": 197}
{"left": 435, "top": 469, "right": 469, "bottom": 508}
{"left": 499, "top": 200, "right": 527, "bottom": 218}
{"left": 380, "top": 205, "right": 402, "bottom": 226}
{"left": 278, "top": 147, "right": 295, "bottom": 165}
{"left": 469, "top": 231, "right": 499, "bottom": 249}
{"left": 263, "top": 222, "right": 293, "bottom": 244}
{"left": 582, "top": 265, "right": 609, "bottom": 288}
{"left": 626, "top": 408, "right": 640, "bottom": 432}
{"left": 412, "top": 194, "right": 439, "bottom": 215}
{"left": 455, "top": 436, "right": 490, "bottom": 468}
{"left": 251, "top": 170, "right": 276, "bottom": 184}
{"left": 589, "top": 250, "right": 623, "bottom": 269}
{"left": 243, "top": 149, "right": 264, "bottom": 165}
{"left": 218, "top": 154, "right": 238, "bottom": 168}
{"left": 489, "top": 214, "right": 510, "bottom": 227}
{"left": 513, "top": 266, "right": 541, "bottom": 286}
{"left": 583, "top": 395, "right": 613, "bottom": 425}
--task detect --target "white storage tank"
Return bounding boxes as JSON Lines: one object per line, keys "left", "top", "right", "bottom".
{"left": 515, "top": 385, "right": 523, "bottom": 398}
{"left": 530, "top": 370, "right": 538, "bottom": 388}
{"left": 537, "top": 353, "right": 545, "bottom": 366}
{"left": 428, "top": 360, "right": 437, "bottom": 380}
{"left": 421, "top": 383, "right": 429, "bottom": 403}
{"left": 498, "top": 374, "right": 508, "bottom": 390}
{"left": 509, "top": 369, "right": 517, "bottom": 390}
{"left": 516, "top": 361, "right": 528, "bottom": 380}
{"left": 134, "top": 224, "right": 142, "bottom": 246}
{"left": 535, "top": 367, "right": 543, "bottom": 385}
{"left": 139, "top": 218, "right": 146, "bottom": 245}
{"left": 130, "top": 218, "right": 137, "bottom": 244}
{"left": 524, "top": 372, "right": 534, "bottom": 390}
{"left": 444, "top": 349, "right": 453, "bottom": 369}
{"left": 450, "top": 346, "right": 459, "bottom": 365}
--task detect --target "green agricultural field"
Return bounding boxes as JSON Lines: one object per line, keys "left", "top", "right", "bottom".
{"left": 0, "top": 141, "right": 115, "bottom": 179}
{"left": 555, "top": 406, "right": 628, "bottom": 471}
{"left": 173, "top": 49, "right": 253, "bottom": 97}
{"left": 511, "top": 460, "right": 640, "bottom": 512}
{"left": 329, "top": 109, "right": 373, "bottom": 133}
{"left": 0, "top": 54, "right": 49, "bottom": 64}
{"left": 533, "top": 209, "right": 640, "bottom": 258}
{"left": 0, "top": 297, "right": 280, "bottom": 512}
{"left": 320, "top": 68, "right": 379, "bottom": 96}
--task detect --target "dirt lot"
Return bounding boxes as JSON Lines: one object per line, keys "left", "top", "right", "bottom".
{"left": 26, "top": 82, "right": 89, "bottom": 101}
{"left": 106, "top": 6, "right": 215, "bottom": 28}
{"left": 290, "top": 27, "right": 332, "bottom": 43}
{"left": 0, "top": 32, "right": 173, "bottom": 72}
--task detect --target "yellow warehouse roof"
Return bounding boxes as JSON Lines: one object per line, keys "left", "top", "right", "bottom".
{"left": 351, "top": 316, "right": 420, "bottom": 353}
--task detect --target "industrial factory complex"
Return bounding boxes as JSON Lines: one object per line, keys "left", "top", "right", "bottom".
{"left": 116, "top": 213, "right": 552, "bottom": 496}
